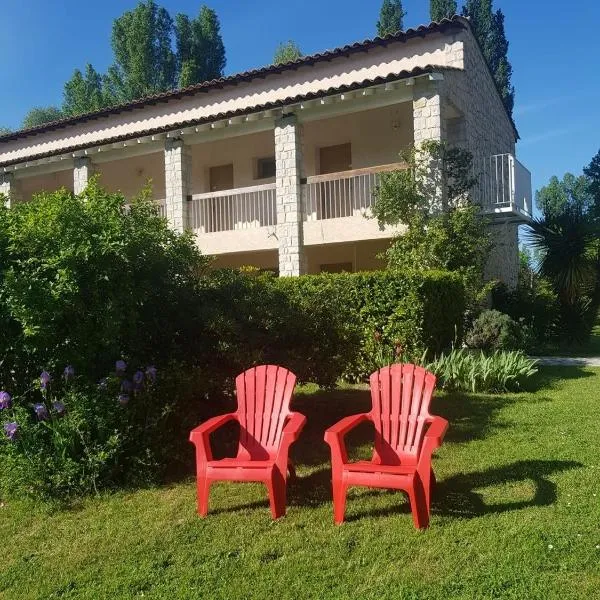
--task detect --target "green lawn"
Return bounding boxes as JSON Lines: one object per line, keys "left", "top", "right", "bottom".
{"left": 1, "top": 368, "right": 600, "bottom": 599}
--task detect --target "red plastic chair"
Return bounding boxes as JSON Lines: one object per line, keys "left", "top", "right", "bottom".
{"left": 189, "top": 365, "right": 306, "bottom": 519}
{"left": 324, "top": 364, "right": 448, "bottom": 528}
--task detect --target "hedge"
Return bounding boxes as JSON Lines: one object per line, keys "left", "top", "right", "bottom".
{"left": 203, "top": 269, "right": 465, "bottom": 383}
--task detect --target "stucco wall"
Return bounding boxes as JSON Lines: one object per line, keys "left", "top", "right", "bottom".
{"left": 17, "top": 169, "right": 73, "bottom": 202}
{"left": 303, "top": 102, "right": 413, "bottom": 176}
{"left": 189, "top": 130, "right": 274, "bottom": 193}
{"left": 96, "top": 151, "right": 165, "bottom": 200}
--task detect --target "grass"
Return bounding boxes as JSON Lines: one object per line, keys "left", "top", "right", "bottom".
{"left": 541, "top": 309, "right": 600, "bottom": 357}
{"left": 1, "top": 368, "right": 600, "bottom": 599}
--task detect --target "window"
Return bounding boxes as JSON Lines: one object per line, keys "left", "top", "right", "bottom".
{"left": 256, "top": 156, "right": 276, "bottom": 180}
{"left": 319, "top": 143, "right": 352, "bottom": 175}
{"left": 320, "top": 262, "right": 353, "bottom": 274}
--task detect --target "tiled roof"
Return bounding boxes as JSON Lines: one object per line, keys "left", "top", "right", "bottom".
{"left": 0, "top": 16, "right": 468, "bottom": 144}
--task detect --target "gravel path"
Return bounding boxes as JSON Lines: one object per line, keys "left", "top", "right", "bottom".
{"left": 533, "top": 356, "right": 600, "bottom": 367}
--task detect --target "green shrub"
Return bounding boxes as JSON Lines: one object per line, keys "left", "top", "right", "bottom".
{"left": 465, "top": 310, "right": 522, "bottom": 351}
{"left": 427, "top": 349, "right": 538, "bottom": 393}
{"left": 272, "top": 270, "right": 465, "bottom": 381}
{"left": 0, "top": 182, "right": 209, "bottom": 390}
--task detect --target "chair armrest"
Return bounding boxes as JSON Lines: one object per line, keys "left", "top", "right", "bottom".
{"left": 324, "top": 413, "right": 370, "bottom": 445}
{"left": 282, "top": 412, "right": 307, "bottom": 443}
{"left": 189, "top": 413, "right": 237, "bottom": 443}
{"left": 424, "top": 416, "right": 449, "bottom": 448}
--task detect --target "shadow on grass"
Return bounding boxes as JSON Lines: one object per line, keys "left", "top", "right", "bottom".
{"left": 524, "top": 365, "right": 595, "bottom": 393}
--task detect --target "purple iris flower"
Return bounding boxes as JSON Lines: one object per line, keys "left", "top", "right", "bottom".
{"left": 145, "top": 366, "right": 157, "bottom": 383}
{"left": 0, "top": 391, "right": 12, "bottom": 410}
{"left": 52, "top": 401, "right": 66, "bottom": 416}
{"left": 33, "top": 403, "right": 49, "bottom": 421}
{"left": 4, "top": 422, "right": 18, "bottom": 441}
{"left": 118, "top": 393, "right": 130, "bottom": 406}
{"left": 63, "top": 365, "right": 75, "bottom": 381}
{"left": 133, "top": 370, "right": 144, "bottom": 391}
{"left": 115, "top": 360, "right": 127, "bottom": 375}
{"left": 40, "top": 371, "right": 52, "bottom": 390}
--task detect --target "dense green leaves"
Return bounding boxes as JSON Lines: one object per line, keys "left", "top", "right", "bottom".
{"left": 22, "top": 106, "right": 63, "bottom": 128}
{"left": 273, "top": 41, "right": 303, "bottom": 65}
{"left": 377, "top": 0, "right": 405, "bottom": 36}
{"left": 63, "top": 64, "right": 107, "bottom": 117}
{"left": 430, "top": 0, "right": 457, "bottom": 21}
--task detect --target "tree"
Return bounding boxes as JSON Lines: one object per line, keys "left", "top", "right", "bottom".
{"left": 273, "top": 41, "right": 303, "bottom": 65}
{"left": 175, "top": 5, "right": 226, "bottom": 88}
{"left": 0, "top": 127, "right": 11, "bottom": 136}
{"left": 22, "top": 107, "right": 63, "bottom": 129}
{"left": 430, "top": 0, "right": 457, "bottom": 21}
{"left": 584, "top": 148, "right": 600, "bottom": 215}
{"left": 63, "top": 64, "right": 109, "bottom": 117}
{"left": 377, "top": 0, "right": 405, "bottom": 36}
{"left": 462, "top": 0, "right": 515, "bottom": 115}
{"left": 536, "top": 174, "right": 595, "bottom": 220}
{"left": 106, "top": 0, "right": 176, "bottom": 102}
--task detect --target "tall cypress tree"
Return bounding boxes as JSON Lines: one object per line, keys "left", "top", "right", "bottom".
{"left": 377, "top": 0, "right": 405, "bottom": 36}
{"left": 430, "top": 0, "right": 457, "bottom": 22}
{"left": 462, "top": 0, "right": 515, "bottom": 116}
{"left": 63, "top": 64, "right": 108, "bottom": 116}
{"left": 175, "top": 6, "right": 226, "bottom": 88}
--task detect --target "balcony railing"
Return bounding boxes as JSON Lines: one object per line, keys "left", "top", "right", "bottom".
{"left": 189, "top": 183, "right": 276, "bottom": 234}
{"left": 303, "top": 162, "right": 405, "bottom": 221}
{"left": 479, "top": 154, "right": 532, "bottom": 217}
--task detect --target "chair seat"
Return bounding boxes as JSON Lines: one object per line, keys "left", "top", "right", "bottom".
{"left": 343, "top": 461, "right": 416, "bottom": 476}
{"left": 207, "top": 458, "right": 274, "bottom": 470}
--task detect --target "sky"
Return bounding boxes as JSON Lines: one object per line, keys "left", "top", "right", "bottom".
{"left": 1, "top": 0, "right": 599, "bottom": 195}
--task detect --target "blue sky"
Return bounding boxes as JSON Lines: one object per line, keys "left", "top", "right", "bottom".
{"left": 1, "top": 0, "right": 599, "bottom": 194}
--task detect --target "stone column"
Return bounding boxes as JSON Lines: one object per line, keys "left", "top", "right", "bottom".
{"left": 486, "top": 221, "right": 519, "bottom": 289}
{"left": 73, "top": 157, "right": 95, "bottom": 195}
{"left": 164, "top": 138, "right": 192, "bottom": 232}
{"left": 413, "top": 82, "right": 447, "bottom": 211}
{"left": 0, "top": 173, "right": 22, "bottom": 207}
{"left": 275, "top": 115, "right": 306, "bottom": 277}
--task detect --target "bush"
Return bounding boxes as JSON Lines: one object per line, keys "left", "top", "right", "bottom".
{"left": 427, "top": 349, "right": 538, "bottom": 393}
{"left": 0, "top": 362, "right": 216, "bottom": 501}
{"left": 465, "top": 310, "right": 522, "bottom": 351}
{"left": 272, "top": 270, "right": 465, "bottom": 381}
{"left": 0, "top": 182, "right": 209, "bottom": 390}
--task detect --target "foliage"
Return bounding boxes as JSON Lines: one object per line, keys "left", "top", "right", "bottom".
{"left": 372, "top": 141, "right": 490, "bottom": 312}
{"left": 536, "top": 173, "right": 595, "bottom": 219}
{"left": 273, "top": 41, "right": 303, "bottom": 65}
{"left": 377, "top": 0, "right": 405, "bottom": 36}
{"left": 175, "top": 6, "right": 227, "bottom": 88}
{"left": 427, "top": 349, "right": 538, "bottom": 393}
{"left": 465, "top": 309, "right": 522, "bottom": 351}
{"left": 584, "top": 148, "right": 600, "bottom": 214}
{"left": 0, "top": 181, "right": 209, "bottom": 389}
{"left": 63, "top": 64, "right": 109, "bottom": 117}
{"left": 22, "top": 106, "right": 63, "bottom": 129}
{"left": 0, "top": 127, "right": 12, "bottom": 136}
{"left": 462, "top": 0, "right": 515, "bottom": 115}
{"left": 430, "top": 0, "right": 457, "bottom": 21}
{"left": 0, "top": 362, "right": 213, "bottom": 500}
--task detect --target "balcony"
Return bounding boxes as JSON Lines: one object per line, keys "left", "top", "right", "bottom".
{"left": 480, "top": 154, "right": 533, "bottom": 220}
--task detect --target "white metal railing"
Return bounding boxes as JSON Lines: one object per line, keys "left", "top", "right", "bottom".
{"left": 303, "top": 163, "right": 405, "bottom": 221}
{"left": 479, "top": 154, "right": 532, "bottom": 216}
{"left": 189, "top": 183, "right": 276, "bottom": 233}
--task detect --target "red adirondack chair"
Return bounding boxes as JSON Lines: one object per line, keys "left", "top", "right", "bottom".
{"left": 324, "top": 364, "right": 448, "bottom": 528}
{"left": 189, "top": 365, "right": 306, "bottom": 519}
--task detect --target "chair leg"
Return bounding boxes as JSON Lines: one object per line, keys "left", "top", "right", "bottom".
{"left": 332, "top": 476, "right": 348, "bottom": 524}
{"left": 407, "top": 476, "right": 430, "bottom": 529}
{"left": 267, "top": 468, "right": 287, "bottom": 519}
{"left": 197, "top": 475, "right": 211, "bottom": 517}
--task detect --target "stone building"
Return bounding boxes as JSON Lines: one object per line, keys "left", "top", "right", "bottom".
{"left": 0, "top": 16, "right": 531, "bottom": 285}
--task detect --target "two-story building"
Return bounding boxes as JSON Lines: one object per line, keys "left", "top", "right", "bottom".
{"left": 0, "top": 16, "right": 531, "bottom": 285}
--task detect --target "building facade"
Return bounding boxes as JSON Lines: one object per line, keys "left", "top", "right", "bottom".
{"left": 0, "top": 17, "right": 531, "bottom": 285}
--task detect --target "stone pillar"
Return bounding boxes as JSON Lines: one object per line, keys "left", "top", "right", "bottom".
{"left": 164, "top": 138, "right": 191, "bottom": 232}
{"left": 73, "top": 157, "right": 95, "bottom": 195}
{"left": 275, "top": 115, "right": 306, "bottom": 277}
{"left": 486, "top": 221, "right": 519, "bottom": 289}
{"left": 413, "top": 82, "right": 447, "bottom": 211}
{"left": 0, "top": 173, "right": 22, "bottom": 207}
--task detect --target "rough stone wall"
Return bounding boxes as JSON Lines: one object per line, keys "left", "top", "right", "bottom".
{"left": 486, "top": 221, "right": 519, "bottom": 289}
{"left": 0, "top": 173, "right": 22, "bottom": 207}
{"left": 73, "top": 157, "right": 95, "bottom": 195}
{"left": 275, "top": 115, "right": 306, "bottom": 277}
{"left": 164, "top": 139, "right": 191, "bottom": 232}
